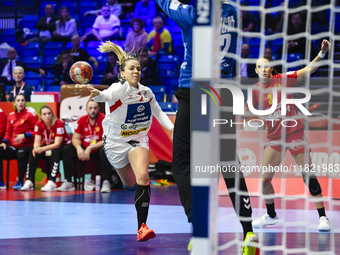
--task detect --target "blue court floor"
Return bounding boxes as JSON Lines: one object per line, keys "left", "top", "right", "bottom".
{"left": 0, "top": 185, "right": 339, "bottom": 255}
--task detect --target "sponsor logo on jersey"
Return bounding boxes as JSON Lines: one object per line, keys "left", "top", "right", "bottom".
{"left": 121, "top": 127, "right": 149, "bottom": 137}
{"left": 34, "top": 126, "right": 38, "bottom": 132}
{"left": 95, "top": 126, "right": 100, "bottom": 132}
{"left": 56, "top": 127, "right": 64, "bottom": 135}
{"left": 121, "top": 122, "right": 151, "bottom": 130}
{"left": 125, "top": 103, "right": 151, "bottom": 124}
{"left": 137, "top": 105, "right": 145, "bottom": 113}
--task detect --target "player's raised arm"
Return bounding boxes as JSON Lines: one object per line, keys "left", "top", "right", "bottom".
{"left": 296, "top": 39, "right": 330, "bottom": 81}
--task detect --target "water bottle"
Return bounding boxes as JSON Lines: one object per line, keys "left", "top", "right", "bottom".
{"left": 95, "top": 175, "right": 101, "bottom": 191}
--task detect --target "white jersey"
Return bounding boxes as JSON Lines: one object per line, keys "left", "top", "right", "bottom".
{"left": 93, "top": 81, "right": 174, "bottom": 142}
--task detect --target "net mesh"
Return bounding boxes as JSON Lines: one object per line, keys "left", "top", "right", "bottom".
{"left": 215, "top": 0, "right": 340, "bottom": 254}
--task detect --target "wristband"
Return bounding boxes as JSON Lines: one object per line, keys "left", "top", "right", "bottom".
{"left": 318, "top": 51, "right": 326, "bottom": 58}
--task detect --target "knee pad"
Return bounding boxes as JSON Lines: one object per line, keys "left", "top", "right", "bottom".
{"left": 123, "top": 183, "right": 137, "bottom": 191}
{"left": 302, "top": 174, "right": 322, "bottom": 196}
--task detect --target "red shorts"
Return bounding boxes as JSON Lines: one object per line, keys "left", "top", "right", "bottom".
{"left": 265, "top": 129, "right": 311, "bottom": 155}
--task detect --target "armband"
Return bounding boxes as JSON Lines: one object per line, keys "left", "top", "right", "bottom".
{"left": 318, "top": 51, "right": 326, "bottom": 58}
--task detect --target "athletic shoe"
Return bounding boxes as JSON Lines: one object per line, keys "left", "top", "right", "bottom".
{"left": 13, "top": 181, "right": 23, "bottom": 190}
{"left": 84, "top": 180, "right": 95, "bottom": 191}
{"left": 41, "top": 180, "right": 57, "bottom": 192}
{"left": 0, "top": 182, "right": 6, "bottom": 190}
{"left": 21, "top": 180, "right": 34, "bottom": 191}
{"left": 57, "top": 181, "right": 75, "bottom": 191}
{"left": 243, "top": 232, "right": 260, "bottom": 255}
{"left": 252, "top": 213, "right": 279, "bottom": 228}
{"left": 187, "top": 238, "right": 193, "bottom": 254}
{"left": 137, "top": 223, "right": 156, "bottom": 242}
{"left": 318, "top": 216, "right": 331, "bottom": 231}
{"left": 101, "top": 180, "right": 111, "bottom": 193}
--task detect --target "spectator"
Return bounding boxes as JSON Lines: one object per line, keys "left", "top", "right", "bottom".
{"left": 138, "top": 48, "right": 160, "bottom": 85}
{"left": 0, "top": 47, "right": 45, "bottom": 86}
{"left": 241, "top": 3, "right": 257, "bottom": 32}
{"left": 277, "top": 11, "right": 315, "bottom": 60}
{"left": 28, "top": 4, "right": 58, "bottom": 48}
{"left": 84, "top": 0, "right": 122, "bottom": 18}
{"left": 133, "top": 0, "right": 157, "bottom": 30}
{"left": 99, "top": 52, "right": 119, "bottom": 85}
{"left": 66, "top": 35, "right": 99, "bottom": 70}
{"left": 21, "top": 105, "right": 71, "bottom": 191}
{"left": 264, "top": 47, "right": 282, "bottom": 73}
{"left": 7, "top": 66, "right": 34, "bottom": 102}
{"left": 257, "top": 11, "right": 276, "bottom": 35}
{"left": 53, "top": 7, "right": 78, "bottom": 46}
{"left": 238, "top": 43, "right": 257, "bottom": 79}
{"left": 58, "top": 100, "right": 115, "bottom": 193}
{"left": 275, "top": 2, "right": 285, "bottom": 33}
{"left": 0, "top": 108, "right": 6, "bottom": 142}
{"left": 0, "top": 94, "right": 38, "bottom": 190}
{"left": 81, "top": 5, "right": 121, "bottom": 43}
{"left": 51, "top": 51, "right": 73, "bottom": 85}
{"left": 146, "top": 16, "right": 172, "bottom": 57}
{"left": 125, "top": 18, "right": 148, "bottom": 54}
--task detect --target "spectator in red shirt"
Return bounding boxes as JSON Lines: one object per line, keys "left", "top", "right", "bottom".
{"left": 21, "top": 105, "right": 71, "bottom": 191}
{"left": 58, "top": 100, "right": 116, "bottom": 192}
{"left": 0, "top": 108, "right": 6, "bottom": 141}
{"left": 0, "top": 94, "right": 38, "bottom": 190}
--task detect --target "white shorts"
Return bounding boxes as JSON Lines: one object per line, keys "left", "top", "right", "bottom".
{"left": 103, "top": 135, "right": 149, "bottom": 169}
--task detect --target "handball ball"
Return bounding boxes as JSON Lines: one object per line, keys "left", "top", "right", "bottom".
{"left": 69, "top": 61, "right": 93, "bottom": 84}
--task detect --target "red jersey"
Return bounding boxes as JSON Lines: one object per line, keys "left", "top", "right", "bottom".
{"left": 0, "top": 108, "right": 6, "bottom": 141}
{"left": 34, "top": 119, "right": 71, "bottom": 146}
{"left": 74, "top": 113, "right": 105, "bottom": 149}
{"left": 246, "top": 71, "right": 304, "bottom": 139}
{"left": 3, "top": 108, "right": 38, "bottom": 148}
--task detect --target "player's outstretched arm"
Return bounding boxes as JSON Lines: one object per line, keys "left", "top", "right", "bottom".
{"left": 296, "top": 39, "right": 330, "bottom": 81}
{"left": 83, "top": 85, "right": 100, "bottom": 100}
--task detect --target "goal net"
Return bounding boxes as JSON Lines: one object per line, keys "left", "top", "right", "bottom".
{"left": 191, "top": 0, "right": 340, "bottom": 254}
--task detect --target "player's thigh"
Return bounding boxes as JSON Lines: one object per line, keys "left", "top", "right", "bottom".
{"left": 128, "top": 147, "right": 150, "bottom": 184}
{"left": 262, "top": 146, "right": 282, "bottom": 180}
{"left": 115, "top": 163, "right": 136, "bottom": 187}
{"left": 293, "top": 152, "right": 314, "bottom": 174}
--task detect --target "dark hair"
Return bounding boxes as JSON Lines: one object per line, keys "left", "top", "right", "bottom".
{"left": 58, "top": 7, "right": 71, "bottom": 27}
{"left": 14, "top": 94, "right": 26, "bottom": 101}
{"left": 130, "top": 18, "right": 145, "bottom": 29}
{"left": 137, "top": 48, "right": 148, "bottom": 56}
{"left": 262, "top": 56, "right": 279, "bottom": 75}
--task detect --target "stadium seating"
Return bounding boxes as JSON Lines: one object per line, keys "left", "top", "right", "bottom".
{"left": 158, "top": 102, "right": 176, "bottom": 112}
{"left": 0, "top": 29, "right": 16, "bottom": 44}
{"left": 20, "top": 15, "right": 39, "bottom": 29}
{"left": 22, "top": 56, "right": 43, "bottom": 68}
{"left": 24, "top": 71, "right": 42, "bottom": 85}
{"left": 149, "top": 85, "right": 166, "bottom": 102}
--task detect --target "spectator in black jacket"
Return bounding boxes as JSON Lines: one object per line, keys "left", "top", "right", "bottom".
{"left": 51, "top": 51, "right": 73, "bottom": 85}
{"left": 137, "top": 48, "right": 160, "bottom": 85}
{"left": 99, "top": 52, "right": 119, "bottom": 85}
{"left": 28, "top": 4, "right": 58, "bottom": 48}
{"left": 0, "top": 47, "right": 45, "bottom": 86}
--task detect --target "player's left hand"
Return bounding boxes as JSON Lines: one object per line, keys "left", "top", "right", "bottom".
{"left": 170, "top": 128, "right": 174, "bottom": 140}
{"left": 321, "top": 39, "right": 330, "bottom": 54}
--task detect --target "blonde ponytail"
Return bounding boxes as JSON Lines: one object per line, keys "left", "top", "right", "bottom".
{"left": 97, "top": 41, "right": 139, "bottom": 79}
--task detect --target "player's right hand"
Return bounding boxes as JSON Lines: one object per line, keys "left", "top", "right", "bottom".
{"left": 83, "top": 85, "right": 100, "bottom": 100}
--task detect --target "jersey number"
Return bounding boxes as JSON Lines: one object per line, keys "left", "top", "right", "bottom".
{"left": 220, "top": 33, "right": 231, "bottom": 61}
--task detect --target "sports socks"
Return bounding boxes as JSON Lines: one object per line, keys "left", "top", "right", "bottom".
{"left": 241, "top": 221, "right": 253, "bottom": 239}
{"left": 266, "top": 202, "right": 276, "bottom": 218}
{"left": 317, "top": 207, "right": 326, "bottom": 218}
{"left": 134, "top": 184, "right": 151, "bottom": 229}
